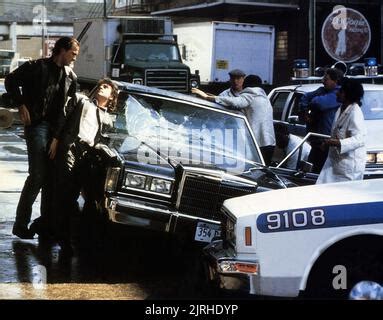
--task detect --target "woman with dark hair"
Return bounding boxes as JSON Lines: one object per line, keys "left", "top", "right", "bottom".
{"left": 53, "top": 78, "right": 119, "bottom": 255}
{"left": 316, "top": 78, "right": 366, "bottom": 184}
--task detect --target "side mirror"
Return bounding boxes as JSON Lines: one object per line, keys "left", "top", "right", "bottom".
{"left": 288, "top": 115, "right": 299, "bottom": 123}
{"left": 181, "top": 44, "right": 187, "bottom": 60}
{"left": 299, "top": 160, "right": 313, "bottom": 173}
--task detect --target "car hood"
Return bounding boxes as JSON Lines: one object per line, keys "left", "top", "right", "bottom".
{"left": 365, "top": 120, "right": 383, "bottom": 151}
{"left": 113, "top": 139, "right": 286, "bottom": 186}
{"left": 223, "top": 178, "right": 383, "bottom": 220}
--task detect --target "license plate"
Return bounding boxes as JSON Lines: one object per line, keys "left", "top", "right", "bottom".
{"left": 194, "top": 222, "right": 221, "bottom": 243}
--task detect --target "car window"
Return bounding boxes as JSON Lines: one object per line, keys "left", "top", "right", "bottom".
{"left": 288, "top": 93, "right": 306, "bottom": 124}
{"left": 361, "top": 90, "right": 383, "bottom": 120}
{"left": 108, "top": 91, "right": 263, "bottom": 174}
{"left": 270, "top": 91, "right": 290, "bottom": 120}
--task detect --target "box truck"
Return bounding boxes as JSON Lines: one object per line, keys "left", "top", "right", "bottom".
{"left": 74, "top": 16, "right": 199, "bottom": 92}
{"left": 174, "top": 21, "right": 275, "bottom": 85}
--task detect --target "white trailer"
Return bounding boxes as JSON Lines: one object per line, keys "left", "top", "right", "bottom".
{"left": 73, "top": 18, "right": 120, "bottom": 84}
{"left": 174, "top": 21, "right": 275, "bottom": 85}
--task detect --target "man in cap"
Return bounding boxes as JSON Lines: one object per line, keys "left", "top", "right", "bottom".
{"left": 219, "top": 69, "right": 246, "bottom": 97}
{"left": 193, "top": 74, "right": 276, "bottom": 165}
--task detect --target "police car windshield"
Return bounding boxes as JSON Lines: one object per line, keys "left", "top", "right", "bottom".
{"left": 361, "top": 90, "right": 383, "bottom": 120}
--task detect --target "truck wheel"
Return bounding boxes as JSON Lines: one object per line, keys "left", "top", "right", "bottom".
{"left": 304, "top": 236, "right": 383, "bottom": 299}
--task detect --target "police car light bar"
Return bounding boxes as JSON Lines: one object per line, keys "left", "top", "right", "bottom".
{"left": 291, "top": 57, "right": 382, "bottom": 81}
{"left": 291, "top": 57, "right": 383, "bottom": 82}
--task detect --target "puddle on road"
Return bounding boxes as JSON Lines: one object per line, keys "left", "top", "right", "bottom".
{"left": 2, "top": 145, "right": 27, "bottom": 155}
{"left": 0, "top": 283, "right": 148, "bottom": 300}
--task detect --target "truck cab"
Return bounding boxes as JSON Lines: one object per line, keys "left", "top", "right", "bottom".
{"left": 74, "top": 17, "right": 199, "bottom": 93}
{"left": 111, "top": 35, "right": 199, "bottom": 92}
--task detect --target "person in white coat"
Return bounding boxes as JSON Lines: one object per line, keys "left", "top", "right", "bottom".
{"left": 192, "top": 75, "right": 276, "bottom": 165}
{"left": 316, "top": 78, "right": 366, "bottom": 184}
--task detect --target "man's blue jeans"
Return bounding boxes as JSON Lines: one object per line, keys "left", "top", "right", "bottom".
{"left": 15, "top": 121, "right": 53, "bottom": 228}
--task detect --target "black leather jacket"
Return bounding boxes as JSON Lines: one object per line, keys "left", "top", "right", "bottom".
{"left": 4, "top": 58, "right": 77, "bottom": 138}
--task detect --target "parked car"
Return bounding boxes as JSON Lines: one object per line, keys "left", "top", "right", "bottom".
{"left": 204, "top": 178, "right": 383, "bottom": 298}
{"left": 100, "top": 83, "right": 319, "bottom": 244}
{"left": 268, "top": 83, "right": 383, "bottom": 176}
{"left": 0, "top": 80, "right": 21, "bottom": 126}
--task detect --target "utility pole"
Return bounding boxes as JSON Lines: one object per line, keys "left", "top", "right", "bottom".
{"left": 309, "top": 0, "right": 316, "bottom": 73}
{"left": 42, "top": 0, "right": 46, "bottom": 57}
{"left": 104, "top": 0, "right": 107, "bottom": 18}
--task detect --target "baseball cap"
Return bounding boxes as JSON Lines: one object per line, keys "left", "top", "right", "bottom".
{"left": 229, "top": 69, "right": 246, "bottom": 77}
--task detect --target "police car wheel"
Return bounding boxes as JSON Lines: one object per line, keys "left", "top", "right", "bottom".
{"left": 303, "top": 235, "right": 383, "bottom": 299}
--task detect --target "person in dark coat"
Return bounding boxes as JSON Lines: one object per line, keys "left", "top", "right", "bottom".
{"left": 299, "top": 68, "right": 343, "bottom": 173}
{"left": 5, "top": 37, "right": 80, "bottom": 239}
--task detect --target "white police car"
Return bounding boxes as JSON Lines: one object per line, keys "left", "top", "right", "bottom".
{"left": 204, "top": 178, "right": 383, "bottom": 298}
{"left": 268, "top": 83, "right": 383, "bottom": 176}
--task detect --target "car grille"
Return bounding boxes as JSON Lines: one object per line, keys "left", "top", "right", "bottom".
{"left": 145, "top": 69, "right": 188, "bottom": 92}
{"left": 178, "top": 175, "right": 257, "bottom": 221}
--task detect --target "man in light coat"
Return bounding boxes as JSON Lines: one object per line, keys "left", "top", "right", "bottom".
{"left": 193, "top": 75, "right": 276, "bottom": 165}
{"left": 219, "top": 69, "right": 246, "bottom": 97}
{"left": 317, "top": 78, "right": 366, "bottom": 184}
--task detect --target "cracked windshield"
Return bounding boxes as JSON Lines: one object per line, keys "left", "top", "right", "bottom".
{"left": 106, "top": 92, "right": 262, "bottom": 174}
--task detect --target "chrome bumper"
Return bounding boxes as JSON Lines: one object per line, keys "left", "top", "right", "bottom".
{"left": 364, "top": 167, "right": 383, "bottom": 179}
{"left": 203, "top": 240, "right": 259, "bottom": 293}
{"left": 106, "top": 196, "right": 221, "bottom": 234}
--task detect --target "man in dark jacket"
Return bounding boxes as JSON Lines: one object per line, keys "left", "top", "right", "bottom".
{"left": 298, "top": 68, "right": 343, "bottom": 173}
{"left": 5, "top": 37, "right": 80, "bottom": 239}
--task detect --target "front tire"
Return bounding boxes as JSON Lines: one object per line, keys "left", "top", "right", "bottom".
{"left": 304, "top": 236, "right": 383, "bottom": 299}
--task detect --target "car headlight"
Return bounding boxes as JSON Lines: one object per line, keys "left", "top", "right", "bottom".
{"left": 376, "top": 153, "right": 383, "bottom": 164}
{"left": 218, "top": 260, "right": 258, "bottom": 274}
{"left": 367, "top": 153, "right": 377, "bottom": 164}
{"left": 150, "top": 178, "right": 172, "bottom": 194}
{"left": 125, "top": 173, "right": 146, "bottom": 189}
{"left": 133, "top": 78, "right": 143, "bottom": 85}
{"left": 366, "top": 152, "right": 383, "bottom": 165}
{"left": 190, "top": 79, "right": 199, "bottom": 88}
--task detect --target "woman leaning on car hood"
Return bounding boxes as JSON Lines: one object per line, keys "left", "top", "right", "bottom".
{"left": 317, "top": 78, "right": 367, "bottom": 184}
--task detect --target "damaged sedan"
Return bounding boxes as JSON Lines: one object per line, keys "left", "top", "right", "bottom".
{"left": 101, "top": 83, "right": 312, "bottom": 244}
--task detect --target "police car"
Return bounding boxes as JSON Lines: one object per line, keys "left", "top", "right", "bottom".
{"left": 268, "top": 82, "right": 383, "bottom": 176}
{"left": 204, "top": 178, "right": 383, "bottom": 298}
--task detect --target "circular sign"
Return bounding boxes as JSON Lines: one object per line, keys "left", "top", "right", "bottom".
{"left": 321, "top": 7, "right": 371, "bottom": 63}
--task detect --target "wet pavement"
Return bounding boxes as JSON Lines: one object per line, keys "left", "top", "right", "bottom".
{"left": 0, "top": 126, "right": 217, "bottom": 300}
